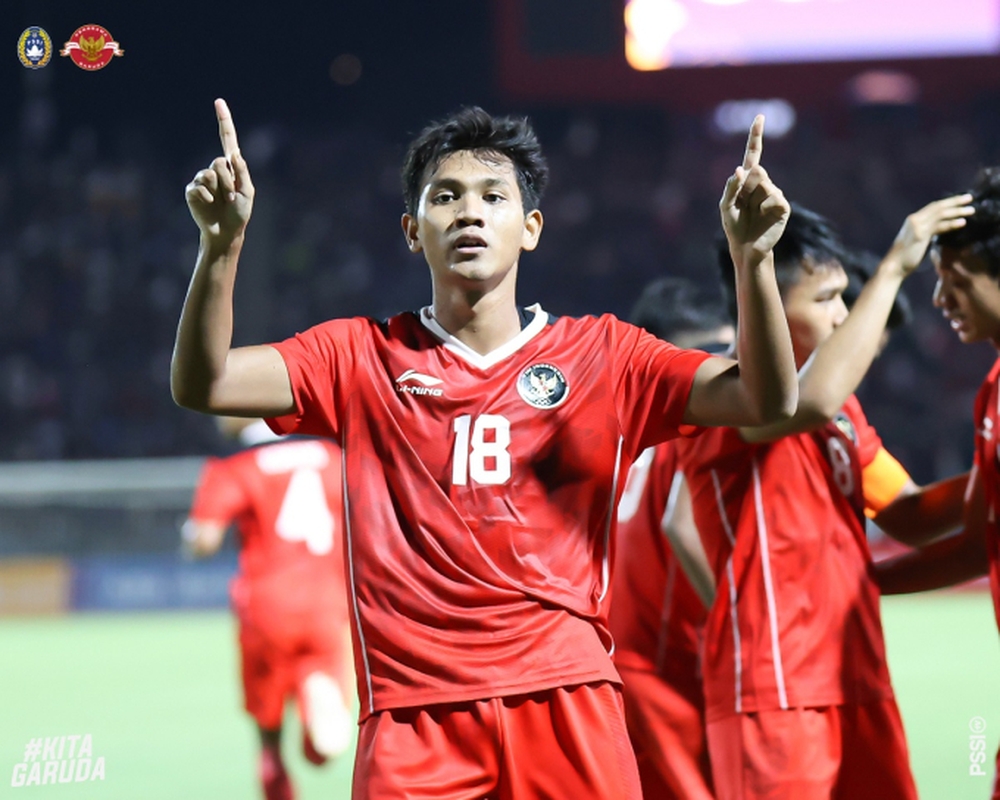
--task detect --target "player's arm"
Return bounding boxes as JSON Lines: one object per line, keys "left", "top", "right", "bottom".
{"left": 860, "top": 445, "right": 964, "bottom": 546}
{"left": 662, "top": 475, "right": 715, "bottom": 608}
{"left": 741, "top": 195, "right": 975, "bottom": 443}
{"left": 180, "top": 519, "right": 228, "bottom": 559}
{"left": 171, "top": 99, "right": 295, "bottom": 417}
{"left": 874, "top": 466, "right": 989, "bottom": 594}
{"left": 682, "top": 116, "right": 798, "bottom": 428}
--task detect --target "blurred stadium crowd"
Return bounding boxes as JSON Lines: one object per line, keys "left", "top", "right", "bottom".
{"left": 3, "top": 98, "right": 1000, "bottom": 485}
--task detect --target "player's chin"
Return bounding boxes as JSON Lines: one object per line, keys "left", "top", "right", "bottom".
{"left": 448, "top": 258, "right": 495, "bottom": 282}
{"left": 961, "top": 327, "right": 988, "bottom": 344}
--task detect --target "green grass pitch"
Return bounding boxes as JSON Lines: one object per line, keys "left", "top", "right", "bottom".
{"left": 0, "top": 593, "right": 997, "bottom": 798}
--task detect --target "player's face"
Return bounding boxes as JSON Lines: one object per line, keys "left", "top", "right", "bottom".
{"left": 401, "top": 151, "right": 543, "bottom": 290}
{"left": 782, "top": 263, "right": 849, "bottom": 368}
{"left": 932, "top": 248, "right": 1000, "bottom": 346}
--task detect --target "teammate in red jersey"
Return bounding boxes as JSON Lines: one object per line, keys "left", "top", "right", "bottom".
{"left": 171, "top": 99, "right": 798, "bottom": 799}
{"left": 184, "top": 417, "right": 353, "bottom": 800}
{"left": 676, "top": 197, "right": 974, "bottom": 800}
{"left": 611, "top": 278, "right": 733, "bottom": 800}
{"left": 873, "top": 168, "right": 1000, "bottom": 798}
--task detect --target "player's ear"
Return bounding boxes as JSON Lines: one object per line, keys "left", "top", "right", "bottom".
{"left": 521, "top": 208, "right": 543, "bottom": 252}
{"left": 401, "top": 213, "right": 422, "bottom": 253}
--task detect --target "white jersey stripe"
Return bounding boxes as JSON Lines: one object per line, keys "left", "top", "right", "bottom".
{"left": 342, "top": 446, "right": 374, "bottom": 713}
{"left": 711, "top": 468, "right": 742, "bottom": 713}
{"left": 654, "top": 471, "right": 684, "bottom": 671}
{"left": 752, "top": 457, "right": 788, "bottom": 709}
{"left": 598, "top": 436, "right": 624, "bottom": 605}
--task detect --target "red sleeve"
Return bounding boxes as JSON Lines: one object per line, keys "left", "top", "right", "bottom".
{"left": 264, "top": 318, "right": 364, "bottom": 441}
{"left": 611, "top": 318, "right": 713, "bottom": 456}
{"left": 843, "top": 394, "right": 882, "bottom": 469}
{"left": 973, "top": 368, "right": 994, "bottom": 471}
{"left": 189, "top": 457, "right": 249, "bottom": 524}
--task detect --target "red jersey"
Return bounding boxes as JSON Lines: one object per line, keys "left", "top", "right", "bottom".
{"left": 973, "top": 357, "right": 1000, "bottom": 628}
{"left": 610, "top": 442, "right": 706, "bottom": 681}
{"left": 265, "top": 305, "right": 710, "bottom": 719}
{"left": 677, "top": 395, "right": 895, "bottom": 722}
{"left": 189, "top": 438, "right": 347, "bottom": 625}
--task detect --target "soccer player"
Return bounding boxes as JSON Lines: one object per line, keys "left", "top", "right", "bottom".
{"left": 872, "top": 169, "right": 1000, "bottom": 797}
{"left": 171, "top": 99, "right": 798, "bottom": 799}
{"left": 676, "top": 197, "right": 974, "bottom": 800}
{"left": 184, "top": 417, "right": 354, "bottom": 800}
{"left": 611, "top": 277, "right": 733, "bottom": 800}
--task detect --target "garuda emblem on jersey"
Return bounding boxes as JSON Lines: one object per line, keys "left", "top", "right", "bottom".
{"left": 17, "top": 27, "right": 52, "bottom": 69}
{"left": 517, "top": 363, "right": 569, "bottom": 409}
{"left": 832, "top": 412, "right": 858, "bottom": 445}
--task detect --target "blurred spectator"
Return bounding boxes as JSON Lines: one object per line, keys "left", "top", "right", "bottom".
{"left": 1, "top": 103, "right": 997, "bottom": 484}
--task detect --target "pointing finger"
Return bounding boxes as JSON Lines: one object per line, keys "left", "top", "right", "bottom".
{"left": 231, "top": 149, "right": 254, "bottom": 195}
{"left": 216, "top": 98, "right": 240, "bottom": 159}
{"left": 212, "top": 156, "right": 235, "bottom": 197}
{"left": 720, "top": 168, "right": 744, "bottom": 211}
{"left": 742, "top": 115, "right": 764, "bottom": 171}
{"left": 737, "top": 165, "right": 772, "bottom": 208}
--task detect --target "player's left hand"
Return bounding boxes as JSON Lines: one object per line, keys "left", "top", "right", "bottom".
{"left": 720, "top": 115, "right": 790, "bottom": 268}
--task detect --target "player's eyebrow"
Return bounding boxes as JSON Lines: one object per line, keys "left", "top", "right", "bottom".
{"left": 427, "top": 176, "right": 511, "bottom": 191}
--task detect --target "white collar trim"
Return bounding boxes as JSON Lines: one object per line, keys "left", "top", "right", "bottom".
{"left": 419, "top": 303, "right": 549, "bottom": 369}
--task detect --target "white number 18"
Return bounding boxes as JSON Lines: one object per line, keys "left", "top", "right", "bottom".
{"left": 452, "top": 414, "right": 512, "bottom": 486}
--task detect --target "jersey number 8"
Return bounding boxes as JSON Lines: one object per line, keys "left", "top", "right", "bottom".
{"left": 825, "top": 437, "right": 855, "bottom": 497}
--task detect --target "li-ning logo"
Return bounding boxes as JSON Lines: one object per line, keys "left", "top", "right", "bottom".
{"left": 517, "top": 363, "right": 569, "bottom": 409}
{"left": 395, "top": 369, "right": 444, "bottom": 397}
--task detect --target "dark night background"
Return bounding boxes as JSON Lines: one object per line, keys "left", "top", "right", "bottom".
{"left": 3, "top": 0, "right": 1000, "bottom": 485}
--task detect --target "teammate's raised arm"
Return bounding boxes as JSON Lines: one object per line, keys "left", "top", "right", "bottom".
{"left": 741, "top": 192, "right": 975, "bottom": 444}
{"left": 171, "top": 100, "right": 294, "bottom": 417}
{"left": 682, "top": 115, "right": 798, "bottom": 427}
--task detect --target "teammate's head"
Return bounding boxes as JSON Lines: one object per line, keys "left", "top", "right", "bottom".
{"left": 932, "top": 168, "right": 1000, "bottom": 345}
{"left": 842, "top": 248, "right": 912, "bottom": 356}
{"left": 717, "top": 203, "right": 850, "bottom": 367}
{"left": 400, "top": 107, "right": 547, "bottom": 289}
{"left": 630, "top": 277, "right": 734, "bottom": 351}
{"left": 842, "top": 249, "right": 912, "bottom": 332}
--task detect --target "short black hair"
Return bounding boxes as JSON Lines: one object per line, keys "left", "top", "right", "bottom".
{"left": 716, "top": 202, "right": 850, "bottom": 322}
{"left": 933, "top": 167, "right": 1000, "bottom": 278}
{"left": 630, "top": 277, "right": 730, "bottom": 344}
{"left": 841, "top": 249, "right": 912, "bottom": 331}
{"left": 401, "top": 106, "right": 549, "bottom": 215}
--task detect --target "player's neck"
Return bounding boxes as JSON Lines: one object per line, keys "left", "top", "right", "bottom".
{"left": 430, "top": 276, "right": 522, "bottom": 356}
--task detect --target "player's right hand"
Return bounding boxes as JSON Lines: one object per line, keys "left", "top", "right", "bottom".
{"left": 885, "top": 194, "right": 975, "bottom": 276}
{"left": 185, "top": 99, "right": 255, "bottom": 242}
{"left": 720, "top": 115, "right": 790, "bottom": 269}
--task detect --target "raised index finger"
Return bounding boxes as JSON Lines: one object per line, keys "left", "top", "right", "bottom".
{"left": 742, "top": 115, "right": 764, "bottom": 171}
{"left": 215, "top": 98, "right": 240, "bottom": 158}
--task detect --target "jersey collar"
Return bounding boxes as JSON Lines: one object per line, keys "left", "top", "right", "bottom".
{"left": 418, "top": 303, "right": 549, "bottom": 369}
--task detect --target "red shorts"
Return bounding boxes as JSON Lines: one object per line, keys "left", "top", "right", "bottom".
{"left": 238, "top": 611, "right": 352, "bottom": 730}
{"left": 619, "top": 664, "right": 714, "bottom": 800}
{"left": 352, "top": 682, "right": 641, "bottom": 800}
{"left": 706, "top": 700, "right": 917, "bottom": 800}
